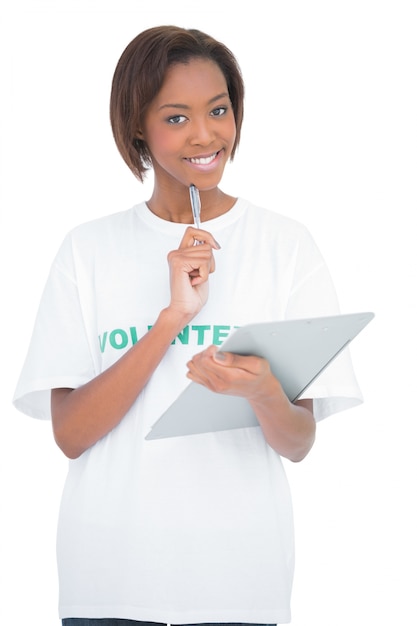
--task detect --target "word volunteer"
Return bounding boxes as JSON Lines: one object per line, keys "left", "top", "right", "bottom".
{"left": 99, "top": 324, "right": 240, "bottom": 354}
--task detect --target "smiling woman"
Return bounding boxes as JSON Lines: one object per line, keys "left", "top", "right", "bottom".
{"left": 12, "top": 23, "right": 363, "bottom": 626}
{"left": 110, "top": 25, "right": 244, "bottom": 184}
{"left": 139, "top": 58, "right": 237, "bottom": 217}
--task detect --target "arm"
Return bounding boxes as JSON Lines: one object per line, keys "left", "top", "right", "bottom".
{"left": 51, "top": 227, "right": 220, "bottom": 459}
{"left": 186, "top": 346, "right": 316, "bottom": 462}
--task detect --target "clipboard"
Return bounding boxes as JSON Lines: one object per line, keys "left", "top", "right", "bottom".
{"left": 145, "top": 312, "right": 374, "bottom": 440}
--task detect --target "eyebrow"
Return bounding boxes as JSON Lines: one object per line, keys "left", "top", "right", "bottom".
{"left": 157, "top": 92, "right": 230, "bottom": 112}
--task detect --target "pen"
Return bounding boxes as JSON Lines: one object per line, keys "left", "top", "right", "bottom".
{"left": 189, "top": 184, "right": 201, "bottom": 229}
{"left": 189, "top": 184, "right": 203, "bottom": 245}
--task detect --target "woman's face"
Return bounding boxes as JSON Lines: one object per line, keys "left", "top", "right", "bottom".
{"left": 140, "top": 58, "right": 236, "bottom": 192}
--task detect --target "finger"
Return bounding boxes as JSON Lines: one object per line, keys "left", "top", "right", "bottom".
{"left": 172, "top": 248, "right": 216, "bottom": 284}
{"left": 212, "top": 350, "right": 268, "bottom": 375}
{"left": 187, "top": 344, "right": 218, "bottom": 367}
{"left": 187, "top": 350, "right": 258, "bottom": 394}
{"left": 178, "top": 226, "right": 221, "bottom": 250}
{"left": 168, "top": 245, "right": 215, "bottom": 272}
{"left": 186, "top": 345, "right": 217, "bottom": 379}
{"left": 186, "top": 357, "right": 229, "bottom": 391}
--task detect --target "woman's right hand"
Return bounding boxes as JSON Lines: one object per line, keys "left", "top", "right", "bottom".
{"left": 167, "top": 226, "right": 221, "bottom": 319}
{"left": 52, "top": 229, "right": 221, "bottom": 459}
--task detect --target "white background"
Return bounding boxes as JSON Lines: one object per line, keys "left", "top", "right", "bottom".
{"left": 0, "top": 1, "right": 416, "bottom": 625}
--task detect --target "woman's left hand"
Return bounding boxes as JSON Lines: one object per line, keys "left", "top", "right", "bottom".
{"left": 186, "top": 345, "right": 316, "bottom": 462}
{"left": 186, "top": 345, "right": 276, "bottom": 401}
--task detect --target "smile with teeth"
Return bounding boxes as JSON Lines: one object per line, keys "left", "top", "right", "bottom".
{"left": 188, "top": 151, "right": 219, "bottom": 165}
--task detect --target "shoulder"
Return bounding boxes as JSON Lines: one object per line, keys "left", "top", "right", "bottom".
{"left": 68, "top": 204, "right": 142, "bottom": 242}
{"left": 239, "top": 198, "right": 314, "bottom": 240}
{"left": 58, "top": 204, "right": 143, "bottom": 252}
{"left": 50, "top": 204, "right": 144, "bottom": 272}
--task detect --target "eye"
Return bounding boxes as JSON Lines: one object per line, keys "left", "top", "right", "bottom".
{"left": 167, "top": 114, "right": 187, "bottom": 125}
{"left": 211, "top": 106, "right": 228, "bottom": 117}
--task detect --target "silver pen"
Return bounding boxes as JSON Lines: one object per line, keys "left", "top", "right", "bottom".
{"left": 189, "top": 184, "right": 203, "bottom": 244}
{"left": 189, "top": 184, "right": 201, "bottom": 228}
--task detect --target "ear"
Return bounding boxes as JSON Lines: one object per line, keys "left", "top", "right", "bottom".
{"left": 136, "top": 129, "right": 145, "bottom": 139}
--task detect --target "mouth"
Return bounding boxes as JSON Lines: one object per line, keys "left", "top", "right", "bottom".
{"left": 186, "top": 150, "right": 221, "bottom": 165}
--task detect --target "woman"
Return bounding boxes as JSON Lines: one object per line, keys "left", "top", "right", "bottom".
{"left": 13, "top": 25, "right": 362, "bottom": 625}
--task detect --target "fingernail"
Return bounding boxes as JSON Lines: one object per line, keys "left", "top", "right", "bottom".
{"left": 214, "top": 239, "right": 221, "bottom": 249}
{"left": 213, "top": 351, "right": 226, "bottom": 361}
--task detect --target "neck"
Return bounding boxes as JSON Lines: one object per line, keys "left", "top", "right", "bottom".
{"left": 147, "top": 184, "right": 236, "bottom": 224}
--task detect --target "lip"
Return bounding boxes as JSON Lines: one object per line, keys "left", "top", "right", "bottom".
{"left": 184, "top": 149, "right": 223, "bottom": 171}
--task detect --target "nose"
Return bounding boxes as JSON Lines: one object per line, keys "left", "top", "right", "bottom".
{"left": 189, "top": 117, "right": 215, "bottom": 146}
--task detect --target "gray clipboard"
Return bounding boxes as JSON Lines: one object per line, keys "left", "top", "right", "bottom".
{"left": 145, "top": 312, "right": 374, "bottom": 440}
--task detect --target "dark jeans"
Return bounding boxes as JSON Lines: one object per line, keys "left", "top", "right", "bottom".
{"left": 62, "top": 617, "right": 276, "bottom": 626}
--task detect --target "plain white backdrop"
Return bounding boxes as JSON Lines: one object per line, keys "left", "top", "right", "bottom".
{"left": 1, "top": 1, "right": 416, "bottom": 625}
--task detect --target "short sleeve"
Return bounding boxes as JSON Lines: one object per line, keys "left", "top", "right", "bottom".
{"left": 12, "top": 235, "right": 96, "bottom": 420}
{"left": 285, "top": 225, "right": 363, "bottom": 421}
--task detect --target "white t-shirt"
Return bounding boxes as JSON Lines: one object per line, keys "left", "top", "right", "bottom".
{"left": 13, "top": 199, "right": 362, "bottom": 624}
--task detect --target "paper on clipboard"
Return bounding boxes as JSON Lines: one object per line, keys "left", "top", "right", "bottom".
{"left": 145, "top": 312, "right": 374, "bottom": 440}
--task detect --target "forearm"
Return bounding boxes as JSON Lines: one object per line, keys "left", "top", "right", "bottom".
{"left": 51, "top": 307, "right": 189, "bottom": 459}
{"left": 186, "top": 347, "right": 316, "bottom": 461}
{"left": 247, "top": 378, "right": 316, "bottom": 462}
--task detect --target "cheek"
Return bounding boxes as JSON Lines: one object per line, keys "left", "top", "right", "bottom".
{"left": 146, "top": 130, "right": 170, "bottom": 155}
{"left": 225, "top": 118, "right": 237, "bottom": 150}
{"left": 144, "top": 122, "right": 181, "bottom": 157}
